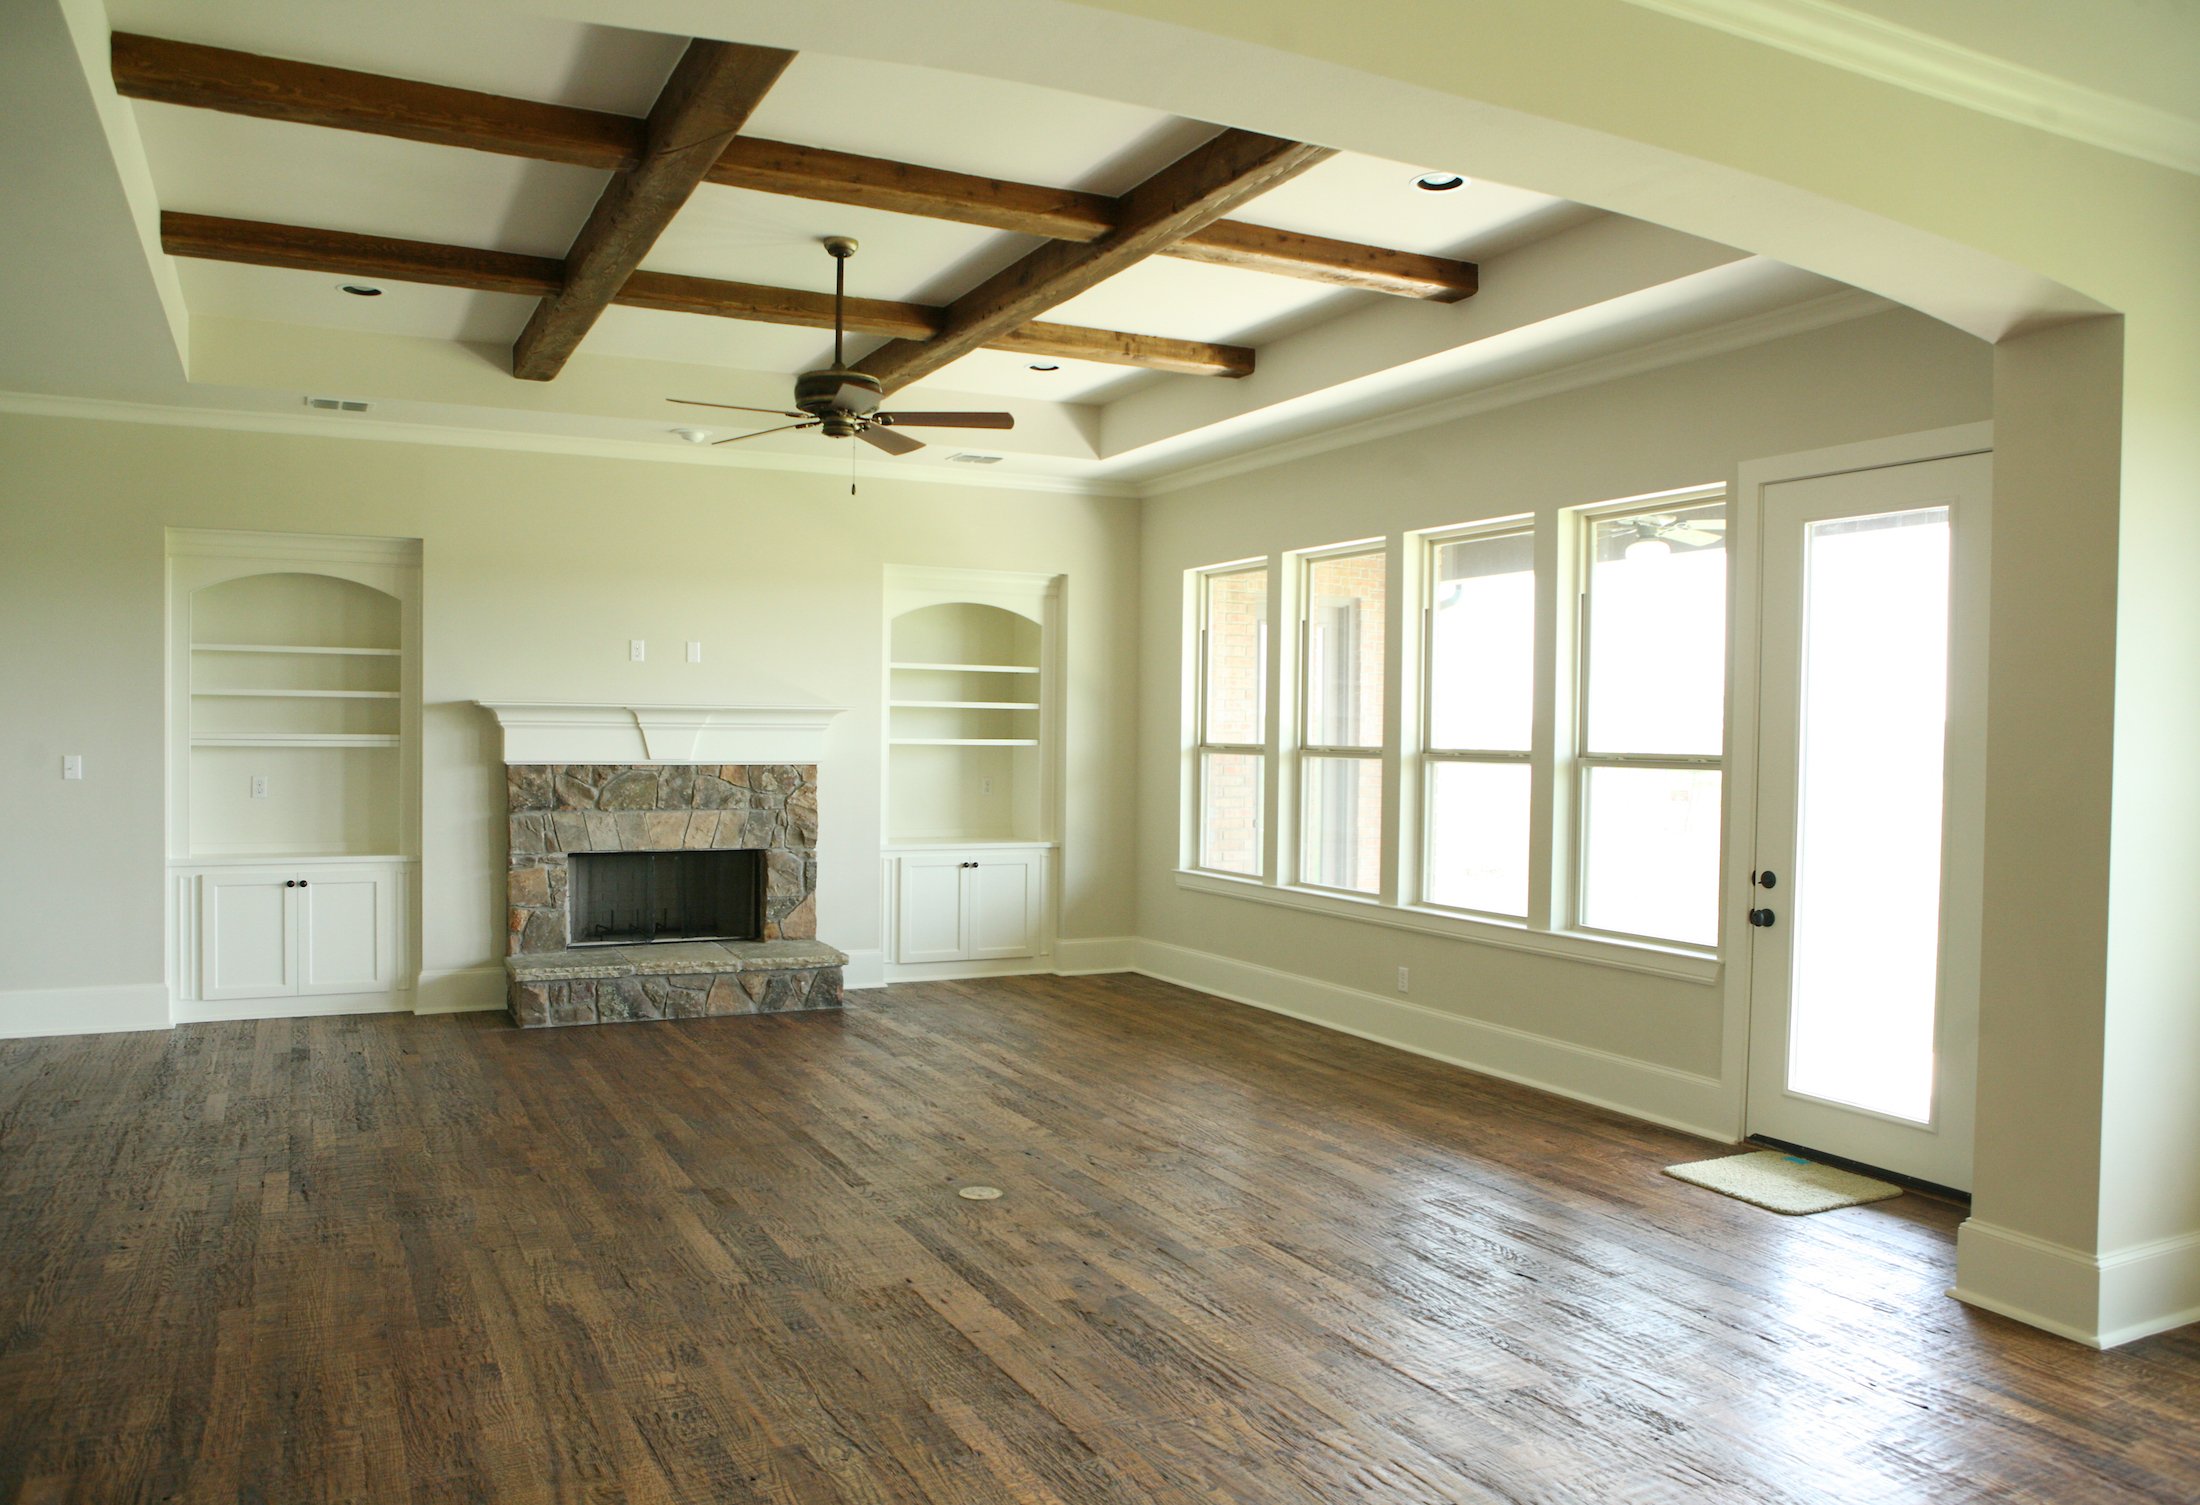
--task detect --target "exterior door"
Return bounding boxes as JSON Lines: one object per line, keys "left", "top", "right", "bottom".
{"left": 964, "top": 854, "right": 1042, "bottom": 960}
{"left": 297, "top": 869, "right": 394, "bottom": 995}
{"left": 199, "top": 870, "right": 298, "bottom": 1001}
{"left": 1745, "top": 452, "right": 1989, "bottom": 1189}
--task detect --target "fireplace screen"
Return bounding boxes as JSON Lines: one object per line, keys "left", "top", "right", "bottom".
{"left": 567, "top": 850, "right": 764, "bottom": 947}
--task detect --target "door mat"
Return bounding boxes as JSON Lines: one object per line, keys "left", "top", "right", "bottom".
{"left": 1663, "top": 1150, "right": 1902, "bottom": 1215}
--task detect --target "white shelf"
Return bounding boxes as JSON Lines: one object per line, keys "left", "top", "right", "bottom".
{"left": 890, "top": 737, "right": 1040, "bottom": 747}
{"left": 193, "top": 643, "right": 402, "bottom": 657}
{"left": 191, "top": 689, "right": 401, "bottom": 700}
{"left": 890, "top": 700, "right": 1040, "bottom": 711}
{"left": 889, "top": 661, "right": 1040, "bottom": 675}
{"left": 171, "top": 852, "right": 418, "bottom": 867}
{"left": 192, "top": 734, "right": 402, "bottom": 748}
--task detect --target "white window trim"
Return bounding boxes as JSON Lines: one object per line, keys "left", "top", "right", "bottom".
{"left": 1415, "top": 518, "right": 1537, "bottom": 922}
{"left": 1188, "top": 559, "right": 1270, "bottom": 880}
{"left": 1566, "top": 487, "right": 1729, "bottom": 949}
{"left": 1292, "top": 540, "right": 1388, "bottom": 897}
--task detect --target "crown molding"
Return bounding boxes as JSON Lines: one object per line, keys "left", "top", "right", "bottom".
{"left": 0, "top": 390, "right": 1137, "bottom": 500}
{"left": 1136, "top": 288, "right": 1887, "bottom": 498}
{"left": 1621, "top": 0, "right": 2200, "bottom": 176}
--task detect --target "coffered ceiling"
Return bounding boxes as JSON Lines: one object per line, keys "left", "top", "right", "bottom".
{"left": 3, "top": 0, "right": 1880, "bottom": 490}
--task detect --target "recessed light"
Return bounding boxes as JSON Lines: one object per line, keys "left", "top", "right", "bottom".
{"left": 1412, "top": 172, "right": 1468, "bottom": 192}
{"left": 339, "top": 284, "right": 384, "bottom": 297}
{"left": 1027, "top": 362, "right": 1060, "bottom": 372}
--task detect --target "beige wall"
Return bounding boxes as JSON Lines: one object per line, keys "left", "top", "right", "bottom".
{"left": 1137, "top": 309, "right": 1992, "bottom": 1080}
{"left": 0, "top": 415, "right": 1142, "bottom": 1003}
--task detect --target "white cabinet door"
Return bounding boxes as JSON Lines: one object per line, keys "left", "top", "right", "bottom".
{"left": 896, "top": 855, "right": 970, "bottom": 963}
{"left": 964, "top": 854, "right": 1042, "bottom": 960}
{"left": 200, "top": 870, "right": 298, "bottom": 1000}
{"left": 296, "top": 868, "right": 396, "bottom": 995}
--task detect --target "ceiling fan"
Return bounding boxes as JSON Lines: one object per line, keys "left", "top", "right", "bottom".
{"left": 669, "top": 236, "right": 1013, "bottom": 458}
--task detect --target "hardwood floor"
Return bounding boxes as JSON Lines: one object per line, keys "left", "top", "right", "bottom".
{"left": 1, "top": 974, "right": 2195, "bottom": 1503}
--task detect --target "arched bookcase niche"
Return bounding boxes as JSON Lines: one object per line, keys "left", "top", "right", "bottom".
{"left": 881, "top": 567, "right": 1061, "bottom": 975}
{"left": 166, "top": 530, "right": 421, "bottom": 1018}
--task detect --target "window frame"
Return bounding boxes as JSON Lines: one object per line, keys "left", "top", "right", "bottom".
{"left": 1568, "top": 490, "right": 1729, "bottom": 949}
{"left": 1191, "top": 560, "right": 1271, "bottom": 880}
{"left": 1417, "top": 519, "right": 1537, "bottom": 921}
{"left": 1293, "top": 541, "right": 1388, "bottom": 896}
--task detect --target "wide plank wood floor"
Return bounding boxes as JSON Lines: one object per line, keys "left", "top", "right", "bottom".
{"left": 1, "top": 973, "right": 2196, "bottom": 1503}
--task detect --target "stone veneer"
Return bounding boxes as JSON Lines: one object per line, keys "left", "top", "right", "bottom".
{"left": 506, "top": 762, "right": 818, "bottom": 955}
{"left": 503, "top": 762, "right": 841, "bottom": 1028}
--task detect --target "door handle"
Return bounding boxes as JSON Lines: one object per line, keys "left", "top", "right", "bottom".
{"left": 1748, "top": 907, "right": 1776, "bottom": 928}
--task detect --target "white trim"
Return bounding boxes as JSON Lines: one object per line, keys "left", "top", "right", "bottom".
{"left": 0, "top": 390, "right": 1137, "bottom": 499}
{"left": 164, "top": 527, "right": 422, "bottom": 565}
{"left": 1136, "top": 291, "right": 1887, "bottom": 497}
{"left": 1952, "top": 1220, "right": 2200, "bottom": 1349}
{"left": 1053, "top": 936, "right": 1138, "bottom": 974}
{"left": 414, "top": 965, "right": 507, "bottom": 1015}
{"left": 1132, "top": 939, "right": 1732, "bottom": 1140}
{"left": 475, "top": 700, "right": 846, "bottom": 764}
{"left": 1618, "top": 0, "right": 2200, "bottom": 177}
{"left": 1175, "top": 868, "right": 1721, "bottom": 984}
{"left": 170, "top": 989, "right": 413, "bottom": 1025}
{"left": 0, "top": 983, "right": 171, "bottom": 1040}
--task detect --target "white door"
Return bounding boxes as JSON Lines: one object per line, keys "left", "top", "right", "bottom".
{"left": 200, "top": 870, "right": 298, "bottom": 1000}
{"left": 895, "top": 854, "right": 969, "bottom": 963}
{"left": 1746, "top": 452, "right": 1989, "bottom": 1189}
{"left": 297, "top": 869, "right": 395, "bottom": 995}
{"left": 964, "top": 853, "right": 1043, "bottom": 960}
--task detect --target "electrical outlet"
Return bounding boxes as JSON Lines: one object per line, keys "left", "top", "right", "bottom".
{"left": 1396, "top": 965, "right": 1410, "bottom": 993}
{"left": 62, "top": 754, "right": 83, "bottom": 781}
{"left": 251, "top": 774, "right": 269, "bottom": 800}
{"left": 629, "top": 639, "right": 646, "bottom": 662}
{"left": 981, "top": 777, "right": 994, "bottom": 795}
{"left": 686, "top": 640, "right": 702, "bottom": 663}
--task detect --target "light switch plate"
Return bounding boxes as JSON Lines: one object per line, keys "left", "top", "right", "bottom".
{"left": 686, "top": 640, "right": 702, "bottom": 663}
{"left": 62, "top": 754, "right": 83, "bottom": 780}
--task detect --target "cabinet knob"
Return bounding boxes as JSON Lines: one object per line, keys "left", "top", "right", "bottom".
{"left": 284, "top": 879, "right": 297, "bottom": 888}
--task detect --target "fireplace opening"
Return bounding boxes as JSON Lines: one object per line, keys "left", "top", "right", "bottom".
{"left": 567, "top": 850, "right": 764, "bottom": 947}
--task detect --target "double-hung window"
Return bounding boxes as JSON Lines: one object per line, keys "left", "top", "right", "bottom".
{"left": 1422, "top": 526, "right": 1536, "bottom": 917}
{"left": 1574, "top": 495, "right": 1727, "bottom": 946}
{"left": 1298, "top": 547, "right": 1387, "bottom": 894}
{"left": 1194, "top": 564, "right": 1268, "bottom": 877}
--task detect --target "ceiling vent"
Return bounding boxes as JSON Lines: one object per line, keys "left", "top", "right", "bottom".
{"left": 304, "top": 396, "right": 371, "bottom": 413}
{"left": 948, "top": 452, "right": 1003, "bottom": 464}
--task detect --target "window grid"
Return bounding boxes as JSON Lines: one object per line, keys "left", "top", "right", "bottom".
{"left": 1296, "top": 545, "right": 1386, "bottom": 895}
{"left": 1418, "top": 521, "right": 1535, "bottom": 920}
{"left": 1194, "top": 563, "right": 1268, "bottom": 879}
{"left": 1570, "top": 493, "right": 1727, "bottom": 949}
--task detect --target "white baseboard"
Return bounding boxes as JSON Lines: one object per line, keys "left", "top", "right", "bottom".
{"left": 0, "top": 983, "right": 171, "bottom": 1040}
{"left": 414, "top": 965, "right": 507, "bottom": 1015}
{"left": 842, "top": 948, "right": 887, "bottom": 990}
{"left": 1131, "top": 939, "right": 1734, "bottom": 1142}
{"left": 171, "top": 989, "right": 413, "bottom": 1025}
{"left": 1054, "top": 936, "right": 1138, "bottom": 974}
{"left": 1954, "top": 1219, "right": 2200, "bottom": 1348}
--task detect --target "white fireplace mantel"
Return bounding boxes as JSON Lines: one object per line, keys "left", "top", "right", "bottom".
{"left": 475, "top": 701, "right": 847, "bottom": 765}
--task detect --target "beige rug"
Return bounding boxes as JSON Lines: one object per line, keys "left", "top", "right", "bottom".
{"left": 1664, "top": 1150, "right": 1902, "bottom": 1215}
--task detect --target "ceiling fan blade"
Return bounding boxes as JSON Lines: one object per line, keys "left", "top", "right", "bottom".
{"left": 874, "top": 411, "right": 1015, "bottom": 430}
{"left": 670, "top": 398, "right": 807, "bottom": 418}
{"left": 712, "top": 422, "right": 818, "bottom": 446}
{"left": 858, "top": 424, "right": 923, "bottom": 456}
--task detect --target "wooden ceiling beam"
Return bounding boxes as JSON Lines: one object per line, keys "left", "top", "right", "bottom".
{"left": 158, "top": 213, "right": 1257, "bottom": 378}
{"left": 854, "top": 131, "right": 1332, "bottom": 392}
{"left": 511, "top": 40, "right": 793, "bottom": 381}
{"left": 112, "top": 34, "right": 1477, "bottom": 303}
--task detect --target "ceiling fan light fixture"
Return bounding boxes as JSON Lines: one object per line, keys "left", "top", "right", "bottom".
{"left": 670, "top": 427, "right": 712, "bottom": 445}
{"left": 1412, "top": 171, "right": 1468, "bottom": 192}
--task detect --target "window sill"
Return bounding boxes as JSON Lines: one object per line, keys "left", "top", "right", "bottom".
{"left": 1173, "top": 869, "right": 1722, "bottom": 985}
